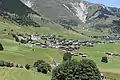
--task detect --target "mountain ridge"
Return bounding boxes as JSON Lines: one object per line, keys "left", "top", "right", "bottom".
{"left": 21, "top": 0, "right": 120, "bottom": 26}
{"left": 0, "top": 0, "right": 120, "bottom": 33}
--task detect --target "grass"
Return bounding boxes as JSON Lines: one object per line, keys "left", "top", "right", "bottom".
{"left": 74, "top": 43, "right": 120, "bottom": 69}
{"left": 0, "top": 20, "right": 90, "bottom": 40}
{"left": 76, "top": 28, "right": 110, "bottom": 36}
{"left": 103, "top": 72, "right": 120, "bottom": 80}
{"left": 0, "top": 20, "right": 120, "bottom": 80}
{"left": 0, "top": 68, "right": 51, "bottom": 80}
{"left": 82, "top": 43, "right": 120, "bottom": 69}
{"left": 73, "top": 43, "right": 120, "bottom": 80}
{"left": 0, "top": 39, "right": 63, "bottom": 65}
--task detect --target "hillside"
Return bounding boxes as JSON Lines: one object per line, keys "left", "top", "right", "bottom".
{"left": 21, "top": 0, "right": 120, "bottom": 29}
{"left": 0, "top": 0, "right": 119, "bottom": 32}
{"left": 0, "top": 0, "right": 36, "bottom": 16}
{"left": 0, "top": 68, "right": 51, "bottom": 80}
{"left": 0, "top": 16, "right": 120, "bottom": 80}
{"left": 0, "top": 0, "right": 59, "bottom": 28}
{"left": 0, "top": 0, "right": 120, "bottom": 80}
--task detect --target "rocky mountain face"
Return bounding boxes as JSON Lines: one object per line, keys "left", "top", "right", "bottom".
{"left": 0, "top": 0, "right": 54, "bottom": 27}
{"left": 0, "top": 0, "right": 34, "bottom": 16}
{"left": 20, "top": 0, "right": 120, "bottom": 28}
{"left": 0, "top": 0, "right": 120, "bottom": 32}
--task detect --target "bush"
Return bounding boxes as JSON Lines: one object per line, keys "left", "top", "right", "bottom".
{"left": 20, "top": 65, "right": 23, "bottom": 68}
{"left": 15, "top": 37, "right": 19, "bottom": 42}
{"left": 34, "top": 60, "right": 46, "bottom": 67}
{"left": 20, "top": 39, "right": 27, "bottom": 44}
{"left": 0, "top": 60, "right": 5, "bottom": 67}
{"left": 25, "top": 64, "right": 30, "bottom": 70}
{"left": 5, "top": 62, "right": 14, "bottom": 67}
{"left": 6, "top": 62, "right": 10, "bottom": 67}
{"left": 37, "top": 63, "right": 48, "bottom": 74}
{"left": 42, "top": 69, "right": 47, "bottom": 74}
{"left": 16, "top": 64, "right": 19, "bottom": 68}
{"left": 9, "top": 62, "right": 14, "bottom": 67}
{"left": 4, "top": 61, "right": 9, "bottom": 67}
{"left": 46, "top": 63, "right": 52, "bottom": 72}
{"left": 12, "top": 33, "right": 17, "bottom": 38}
{"left": 11, "top": 29, "right": 13, "bottom": 32}
{"left": 0, "top": 61, "right": 14, "bottom": 67}
{"left": 34, "top": 60, "right": 52, "bottom": 74}
{"left": 63, "top": 52, "right": 72, "bottom": 62}
{"left": 3, "top": 29, "right": 7, "bottom": 31}
{"left": 0, "top": 43, "right": 4, "bottom": 51}
{"left": 101, "top": 57, "right": 108, "bottom": 63}
{"left": 11, "top": 33, "right": 19, "bottom": 42}
{"left": 51, "top": 59, "right": 101, "bottom": 80}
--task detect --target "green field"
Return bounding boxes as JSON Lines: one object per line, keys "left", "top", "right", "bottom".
{"left": 0, "top": 68, "right": 51, "bottom": 80}
{"left": 80, "top": 43, "right": 120, "bottom": 69}
{"left": 0, "top": 20, "right": 120, "bottom": 80}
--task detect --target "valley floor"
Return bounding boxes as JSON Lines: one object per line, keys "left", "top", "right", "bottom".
{"left": 0, "top": 20, "right": 120, "bottom": 80}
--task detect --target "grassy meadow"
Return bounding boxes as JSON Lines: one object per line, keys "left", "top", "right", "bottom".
{"left": 0, "top": 20, "right": 120, "bottom": 80}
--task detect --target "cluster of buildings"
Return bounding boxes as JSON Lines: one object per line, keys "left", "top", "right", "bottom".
{"left": 16, "top": 33, "right": 107, "bottom": 52}
{"left": 105, "top": 52, "right": 120, "bottom": 57}
{"left": 91, "top": 35, "right": 120, "bottom": 40}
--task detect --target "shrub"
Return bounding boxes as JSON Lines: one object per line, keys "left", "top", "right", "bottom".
{"left": 3, "top": 29, "right": 7, "bottom": 31}
{"left": 15, "top": 37, "right": 19, "bottom": 42}
{"left": 20, "top": 39, "right": 27, "bottom": 44}
{"left": 37, "top": 63, "right": 48, "bottom": 74}
{"left": 6, "top": 62, "right": 11, "bottom": 67}
{"left": 101, "top": 56, "right": 108, "bottom": 63}
{"left": 42, "top": 69, "right": 47, "bottom": 74}
{"left": 34, "top": 60, "right": 51, "bottom": 74}
{"left": 12, "top": 33, "right": 17, "bottom": 38}
{"left": 34, "top": 60, "right": 46, "bottom": 67}
{"left": 20, "top": 65, "right": 23, "bottom": 68}
{"left": 25, "top": 64, "right": 30, "bottom": 70}
{"left": 51, "top": 59, "right": 101, "bottom": 80}
{"left": 11, "top": 29, "right": 13, "bottom": 32}
{"left": 63, "top": 52, "right": 72, "bottom": 62}
{"left": 9, "top": 62, "right": 14, "bottom": 67}
{"left": 11, "top": 33, "right": 19, "bottom": 42}
{"left": 16, "top": 64, "right": 19, "bottom": 68}
{"left": 4, "top": 61, "right": 9, "bottom": 67}
{"left": 0, "top": 43, "right": 4, "bottom": 51}
{"left": 0, "top": 61, "right": 14, "bottom": 67}
{"left": 4, "top": 62, "right": 14, "bottom": 67}
{"left": 0, "top": 60, "right": 5, "bottom": 67}
{"left": 46, "top": 63, "right": 52, "bottom": 72}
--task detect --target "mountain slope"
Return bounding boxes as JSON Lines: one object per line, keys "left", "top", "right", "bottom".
{"left": 0, "top": 0, "right": 120, "bottom": 31}
{"left": 0, "top": 0, "right": 39, "bottom": 16}
{"left": 0, "top": 0, "right": 58, "bottom": 27}
{"left": 21, "top": 0, "right": 120, "bottom": 29}
{"left": 0, "top": 19, "right": 120, "bottom": 80}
